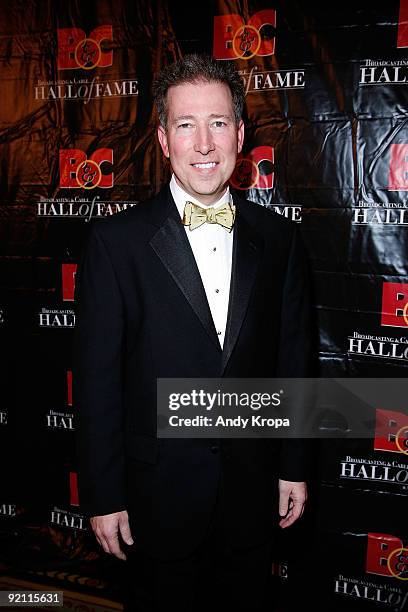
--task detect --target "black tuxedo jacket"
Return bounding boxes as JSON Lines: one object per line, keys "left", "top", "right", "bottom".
{"left": 73, "top": 186, "right": 312, "bottom": 559}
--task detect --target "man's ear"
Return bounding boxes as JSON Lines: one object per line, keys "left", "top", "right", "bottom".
{"left": 157, "top": 125, "right": 169, "bottom": 158}
{"left": 237, "top": 119, "right": 244, "bottom": 154}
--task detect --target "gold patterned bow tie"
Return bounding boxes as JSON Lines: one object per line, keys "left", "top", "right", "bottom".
{"left": 182, "top": 201, "right": 236, "bottom": 232}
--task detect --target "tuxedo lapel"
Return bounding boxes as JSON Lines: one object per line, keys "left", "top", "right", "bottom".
{"left": 149, "top": 194, "right": 221, "bottom": 351}
{"left": 221, "top": 206, "right": 263, "bottom": 374}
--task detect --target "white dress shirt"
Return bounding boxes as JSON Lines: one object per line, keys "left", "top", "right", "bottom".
{"left": 170, "top": 174, "right": 234, "bottom": 348}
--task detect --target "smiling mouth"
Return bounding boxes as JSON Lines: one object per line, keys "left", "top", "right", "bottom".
{"left": 191, "top": 162, "right": 218, "bottom": 169}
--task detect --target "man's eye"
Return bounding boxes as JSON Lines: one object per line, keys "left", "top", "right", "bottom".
{"left": 212, "top": 121, "right": 227, "bottom": 128}
{"left": 178, "top": 123, "right": 193, "bottom": 129}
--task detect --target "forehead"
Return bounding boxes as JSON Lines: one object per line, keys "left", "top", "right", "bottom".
{"left": 166, "top": 81, "right": 234, "bottom": 118}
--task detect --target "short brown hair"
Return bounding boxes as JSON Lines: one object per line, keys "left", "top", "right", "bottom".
{"left": 152, "top": 53, "right": 245, "bottom": 129}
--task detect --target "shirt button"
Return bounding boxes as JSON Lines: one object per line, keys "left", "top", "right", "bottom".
{"left": 215, "top": 289, "right": 220, "bottom": 293}
{"left": 212, "top": 247, "right": 217, "bottom": 252}
{"left": 217, "top": 331, "right": 222, "bottom": 336}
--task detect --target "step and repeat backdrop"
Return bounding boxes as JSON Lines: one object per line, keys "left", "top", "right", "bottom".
{"left": 0, "top": 1, "right": 407, "bottom": 609}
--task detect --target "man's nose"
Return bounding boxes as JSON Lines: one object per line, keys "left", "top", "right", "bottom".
{"left": 193, "top": 125, "right": 215, "bottom": 155}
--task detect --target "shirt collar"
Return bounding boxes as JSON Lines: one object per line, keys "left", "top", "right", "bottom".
{"left": 170, "top": 174, "right": 231, "bottom": 220}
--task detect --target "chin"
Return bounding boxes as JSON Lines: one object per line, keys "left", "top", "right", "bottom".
{"left": 193, "top": 180, "right": 223, "bottom": 195}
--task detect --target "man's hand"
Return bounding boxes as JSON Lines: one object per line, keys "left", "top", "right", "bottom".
{"left": 90, "top": 510, "right": 134, "bottom": 560}
{"left": 278, "top": 479, "right": 307, "bottom": 528}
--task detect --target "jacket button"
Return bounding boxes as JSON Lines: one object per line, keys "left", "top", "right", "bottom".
{"left": 210, "top": 446, "right": 219, "bottom": 454}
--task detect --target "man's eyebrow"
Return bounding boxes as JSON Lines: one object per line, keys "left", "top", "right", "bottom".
{"left": 172, "top": 113, "right": 233, "bottom": 123}
{"left": 173, "top": 115, "right": 195, "bottom": 122}
{"left": 208, "top": 114, "right": 232, "bottom": 120}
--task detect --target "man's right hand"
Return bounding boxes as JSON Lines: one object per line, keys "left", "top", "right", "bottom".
{"left": 90, "top": 510, "right": 134, "bottom": 561}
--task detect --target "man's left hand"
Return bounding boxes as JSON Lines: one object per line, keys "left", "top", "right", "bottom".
{"left": 278, "top": 479, "right": 307, "bottom": 528}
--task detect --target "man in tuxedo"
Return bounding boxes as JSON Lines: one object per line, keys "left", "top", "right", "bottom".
{"left": 74, "top": 54, "right": 312, "bottom": 611}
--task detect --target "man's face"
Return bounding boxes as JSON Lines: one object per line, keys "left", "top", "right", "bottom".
{"left": 157, "top": 81, "right": 244, "bottom": 206}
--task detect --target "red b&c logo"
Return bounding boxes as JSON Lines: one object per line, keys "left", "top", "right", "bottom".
{"left": 381, "top": 282, "right": 408, "bottom": 328}
{"left": 70, "top": 472, "right": 79, "bottom": 507}
{"left": 388, "top": 144, "right": 408, "bottom": 191}
{"left": 62, "top": 263, "right": 77, "bottom": 301}
{"left": 59, "top": 149, "right": 113, "bottom": 189}
{"left": 374, "top": 409, "right": 408, "bottom": 454}
{"left": 367, "top": 533, "right": 408, "bottom": 580}
{"left": 398, "top": 0, "right": 408, "bottom": 48}
{"left": 58, "top": 26, "right": 113, "bottom": 70}
{"left": 230, "top": 146, "right": 274, "bottom": 190}
{"left": 213, "top": 10, "right": 276, "bottom": 60}
{"left": 66, "top": 370, "right": 73, "bottom": 408}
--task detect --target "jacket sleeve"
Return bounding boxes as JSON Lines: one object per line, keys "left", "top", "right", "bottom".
{"left": 73, "top": 222, "right": 127, "bottom": 517}
{"left": 276, "top": 225, "right": 315, "bottom": 482}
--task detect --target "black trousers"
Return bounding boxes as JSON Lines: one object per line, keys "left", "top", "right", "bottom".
{"left": 122, "top": 467, "right": 274, "bottom": 612}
